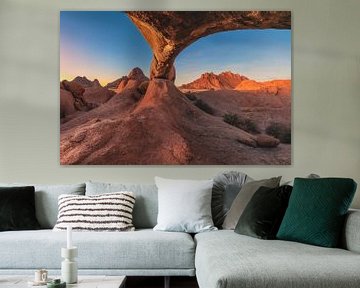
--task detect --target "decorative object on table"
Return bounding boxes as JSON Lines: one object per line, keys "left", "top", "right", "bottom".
{"left": 27, "top": 269, "right": 52, "bottom": 287}
{"left": 35, "top": 269, "right": 48, "bottom": 283}
{"left": 61, "top": 226, "right": 78, "bottom": 284}
{"left": 234, "top": 185, "right": 293, "bottom": 239}
{"left": 53, "top": 192, "right": 136, "bottom": 231}
{"left": 59, "top": 11, "right": 291, "bottom": 165}
{"left": 277, "top": 178, "right": 357, "bottom": 247}
{"left": 47, "top": 279, "right": 66, "bottom": 288}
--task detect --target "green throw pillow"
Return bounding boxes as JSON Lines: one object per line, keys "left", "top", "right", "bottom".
{"left": 277, "top": 178, "right": 357, "bottom": 247}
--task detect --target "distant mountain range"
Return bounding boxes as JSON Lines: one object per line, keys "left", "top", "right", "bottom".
{"left": 180, "top": 71, "right": 248, "bottom": 90}
{"left": 66, "top": 69, "right": 290, "bottom": 96}
{"left": 180, "top": 71, "right": 290, "bottom": 94}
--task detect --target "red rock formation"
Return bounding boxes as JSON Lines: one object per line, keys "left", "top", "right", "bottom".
{"left": 180, "top": 71, "right": 291, "bottom": 94}
{"left": 62, "top": 80, "right": 85, "bottom": 98}
{"left": 60, "top": 88, "right": 76, "bottom": 118}
{"left": 114, "top": 67, "right": 149, "bottom": 93}
{"left": 60, "top": 79, "right": 293, "bottom": 165}
{"left": 105, "top": 77, "right": 127, "bottom": 90}
{"left": 180, "top": 71, "right": 248, "bottom": 90}
{"left": 72, "top": 76, "right": 101, "bottom": 88}
{"left": 236, "top": 79, "right": 291, "bottom": 96}
{"left": 83, "top": 87, "right": 116, "bottom": 106}
{"left": 235, "top": 80, "right": 263, "bottom": 91}
{"left": 126, "top": 11, "right": 291, "bottom": 80}
{"left": 61, "top": 80, "right": 89, "bottom": 112}
{"left": 61, "top": 76, "right": 117, "bottom": 114}
{"left": 256, "top": 134, "right": 280, "bottom": 148}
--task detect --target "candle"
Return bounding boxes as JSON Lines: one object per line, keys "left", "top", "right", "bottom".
{"left": 67, "top": 225, "right": 72, "bottom": 249}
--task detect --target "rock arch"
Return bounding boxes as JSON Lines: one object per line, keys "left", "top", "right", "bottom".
{"left": 126, "top": 11, "right": 291, "bottom": 81}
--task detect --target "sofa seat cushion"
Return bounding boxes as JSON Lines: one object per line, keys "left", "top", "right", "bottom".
{"left": 0, "top": 229, "right": 195, "bottom": 270}
{"left": 195, "top": 230, "right": 360, "bottom": 288}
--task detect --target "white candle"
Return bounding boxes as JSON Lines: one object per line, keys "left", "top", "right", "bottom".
{"left": 67, "top": 225, "right": 72, "bottom": 249}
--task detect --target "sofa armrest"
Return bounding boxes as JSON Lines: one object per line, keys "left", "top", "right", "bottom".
{"left": 342, "top": 209, "right": 360, "bottom": 253}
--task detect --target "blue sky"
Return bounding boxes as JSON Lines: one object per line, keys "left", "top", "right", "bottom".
{"left": 60, "top": 11, "right": 291, "bottom": 86}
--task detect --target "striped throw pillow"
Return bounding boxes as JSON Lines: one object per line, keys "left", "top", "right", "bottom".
{"left": 53, "top": 192, "right": 136, "bottom": 231}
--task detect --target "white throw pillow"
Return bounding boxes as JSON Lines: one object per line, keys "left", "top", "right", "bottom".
{"left": 154, "top": 177, "right": 217, "bottom": 233}
{"left": 53, "top": 192, "right": 135, "bottom": 231}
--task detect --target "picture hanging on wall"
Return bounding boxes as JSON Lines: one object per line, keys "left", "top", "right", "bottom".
{"left": 60, "top": 11, "right": 291, "bottom": 165}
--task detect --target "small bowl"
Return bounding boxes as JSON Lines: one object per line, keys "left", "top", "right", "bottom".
{"left": 47, "top": 279, "right": 66, "bottom": 288}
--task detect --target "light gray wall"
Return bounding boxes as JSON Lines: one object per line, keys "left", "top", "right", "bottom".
{"left": 0, "top": 0, "right": 359, "bottom": 208}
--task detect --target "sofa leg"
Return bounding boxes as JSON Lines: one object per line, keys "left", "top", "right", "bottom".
{"left": 164, "top": 276, "right": 170, "bottom": 288}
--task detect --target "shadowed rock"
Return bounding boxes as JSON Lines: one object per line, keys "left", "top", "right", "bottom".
{"left": 60, "top": 88, "right": 76, "bottom": 118}
{"left": 127, "top": 11, "right": 291, "bottom": 80}
{"left": 73, "top": 76, "right": 101, "bottom": 88}
{"left": 62, "top": 80, "right": 84, "bottom": 98}
{"left": 61, "top": 80, "right": 91, "bottom": 113}
{"left": 105, "top": 77, "right": 127, "bottom": 89}
{"left": 83, "top": 87, "right": 116, "bottom": 106}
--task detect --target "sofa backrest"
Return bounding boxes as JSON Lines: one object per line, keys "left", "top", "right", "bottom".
{"left": 86, "top": 181, "right": 158, "bottom": 229}
{"left": 341, "top": 209, "right": 360, "bottom": 253}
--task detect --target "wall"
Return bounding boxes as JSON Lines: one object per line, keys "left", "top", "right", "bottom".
{"left": 0, "top": 0, "right": 359, "bottom": 208}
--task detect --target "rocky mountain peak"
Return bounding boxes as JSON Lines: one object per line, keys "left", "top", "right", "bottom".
{"left": 181, "top": 71, "right": 248, "bottom": 90}
{"left": 128, "top": 67, "right": 147, "bottom": 81}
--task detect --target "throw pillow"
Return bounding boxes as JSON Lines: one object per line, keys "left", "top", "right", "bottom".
{"left": 212, "top": 171, "right": 252, "bottom": 228}
{"left": 235, "top": 185, "right": 293, "bottom": 239}
{"left": 153, "top": 177, "right": 217, "bottom": 233}
{"left": 86, "top": 181, "right": 158, "bottom": 229}
{"left": 0, "top": 186, "right": 41, "bottom": 231}
{"left": 222, "top": 176, "right": 281, "bottom": 230}
{"left": 0, "top": 182, "right": 86, "bottom": 228}
{"left": 277, "top": 178, "right": 357, "bottom": 248}
{"left": 283, "top": 173, "right": 320, "bottom": 186}
{"left": 53, "top": 192, "right": 136, "bottom": 231}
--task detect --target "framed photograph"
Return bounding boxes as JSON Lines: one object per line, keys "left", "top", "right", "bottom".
{"left": 60, "top": 11, "right": 291, "bottom": 165}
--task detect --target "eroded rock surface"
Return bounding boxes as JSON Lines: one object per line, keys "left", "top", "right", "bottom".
{"left": 127, "top": 11, "right": 291, "bottom": 80}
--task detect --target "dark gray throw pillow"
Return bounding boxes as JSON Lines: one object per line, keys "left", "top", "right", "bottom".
{"left": 212, "top": 171, "right": 251, "bottom": 228}
{"left": 0, "top": 186, "right": 41, "bottom": 231}
{"left": 234, "top": 185, "right": 292, "bottom": 239}
{"left": 223, "top": 176, "right": 281, "bottom": 230}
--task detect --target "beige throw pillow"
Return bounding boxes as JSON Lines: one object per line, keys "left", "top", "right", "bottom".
{"left": 53, "top": 192, "right": 136, "bottom": 232}
{"left": 222, "top": 176, "right": 281, "bottom": 230}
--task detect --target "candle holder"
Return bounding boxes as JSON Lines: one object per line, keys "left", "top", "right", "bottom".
{"left": 61, "top": 247, "right": 78, "bottom": 284}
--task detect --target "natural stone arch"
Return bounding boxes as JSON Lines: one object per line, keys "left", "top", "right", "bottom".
{"left": 126, "top": 11, "right": 291, "bottom": 81}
